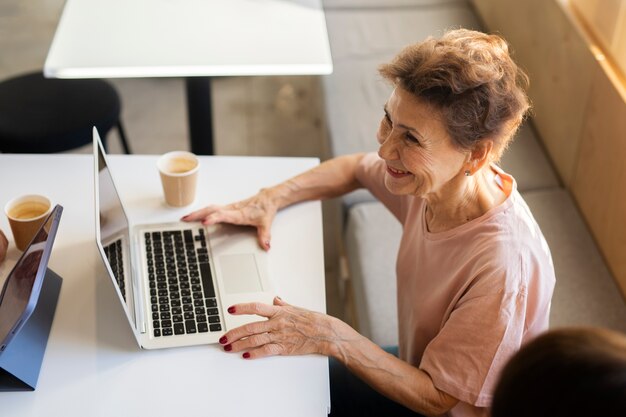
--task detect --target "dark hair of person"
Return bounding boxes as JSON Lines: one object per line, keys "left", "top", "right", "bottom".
{"left": 491, "top": 327, "right": 626, "bottom": 417}
{"left": 379, "top": 28, "right": 530, "bottom": 161}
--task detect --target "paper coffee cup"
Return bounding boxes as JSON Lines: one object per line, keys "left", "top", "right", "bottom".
{"left": 157, "top": 151, "right": 200, "bottom": 207}
{"left": 4, "top": 194, "right": 52, "bottom": 251}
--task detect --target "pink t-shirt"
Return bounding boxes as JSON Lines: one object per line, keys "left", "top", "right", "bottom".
{"left": 356, "top": 153, "right": 555, "bottom": 417}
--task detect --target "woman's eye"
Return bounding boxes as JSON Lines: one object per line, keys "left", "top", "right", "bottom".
{"left": 384, "top": 113, "right": 392, "bottom": 125}
{"left": 405, "top": 132, "right": 420, "bottom": 144}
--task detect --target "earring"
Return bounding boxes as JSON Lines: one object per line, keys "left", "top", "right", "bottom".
{"left": 464, "top": 170, "right": 471, "bottom": 176}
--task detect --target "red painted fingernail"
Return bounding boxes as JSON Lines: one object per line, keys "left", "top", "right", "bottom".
{"left": 227, "top": 306, "right": 236, "bottom": 314}
{"left": 242, "top": 352, "right": 250, "bottom": 359}
{"left": 224, "top": 344, "right": 232, "bottom": 352}
{"left": 219, "top": 336, "right": 228, "bottom": 345}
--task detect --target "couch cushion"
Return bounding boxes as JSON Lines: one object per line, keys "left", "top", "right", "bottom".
{"left": 499, "top": 123, "right": 560, "bottom": 192}
{"left": 345, "top": 201, "right": 401, "bottom": 346}
{"left": 325, "top": 4, "right": 482, "bottom": 63}
{"left": 521, "top": 189, "right": 626, "bottom": 332}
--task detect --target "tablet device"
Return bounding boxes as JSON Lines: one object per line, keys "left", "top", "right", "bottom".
{"left": 0, "top": 205, "right": 63, "bottom": 353}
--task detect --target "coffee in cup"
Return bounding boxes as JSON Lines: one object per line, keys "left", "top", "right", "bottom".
{"left": 4, "top": 194, "right": 52, "bottom": 251}
{"left": 157, "top": 151, "right": 200, "bottom": 207}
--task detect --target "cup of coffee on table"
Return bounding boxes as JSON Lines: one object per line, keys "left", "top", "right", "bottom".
{"left": 157, "top": 151, "right": 200, "bottom": 207}
{"left": 4, "top": 194, "right": 52, "bottom": 251}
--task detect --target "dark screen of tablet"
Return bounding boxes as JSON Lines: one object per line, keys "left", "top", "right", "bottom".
{"left": 0, "top": 214, "right": 52, "bottom": 345}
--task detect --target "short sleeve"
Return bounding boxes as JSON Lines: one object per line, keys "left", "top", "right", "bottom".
{"left": 355, "top": 152, "right": 404, "bottom": 221}
{"left": 419, "top": 269, "right": 529, "bottom": 407}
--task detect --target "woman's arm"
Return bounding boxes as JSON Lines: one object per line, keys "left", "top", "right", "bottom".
{"left": 183, "top": 153, "right": 366, "bottom": 249}
{"left": 329, "top": 317, "right": 459, "bottom": 416}
{"left": 267, "top": 153, "right": 367, "bottom": 208}
{"left": 221, "top": 298, "right": 459, "bottom": 416}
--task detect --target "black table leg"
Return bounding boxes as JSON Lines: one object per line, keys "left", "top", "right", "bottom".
{"left": 185, "top": 77, "right": 214, "bottom": 155}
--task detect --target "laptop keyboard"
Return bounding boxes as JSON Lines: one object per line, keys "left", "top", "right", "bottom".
{"left": 103, "top": 239, "right": 126, "bottom": 301}
{"left": 145, "top": 229, "right": 223, "bottom": 338}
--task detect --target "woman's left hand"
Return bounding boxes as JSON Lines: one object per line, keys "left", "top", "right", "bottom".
{"left": 219, "top": 297, "right": 337, "bottom": 359}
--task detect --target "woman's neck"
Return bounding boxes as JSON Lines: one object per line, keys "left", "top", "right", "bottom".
{"left": 423, "top": 166, "right": 507, "bottom": 233}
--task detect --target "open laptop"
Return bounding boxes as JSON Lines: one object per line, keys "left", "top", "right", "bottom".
{"left": 93, "top": 127, "right": 274, "bottom": 349}
{"left": 0, "top": 205, "right": 63, "bottom": 353}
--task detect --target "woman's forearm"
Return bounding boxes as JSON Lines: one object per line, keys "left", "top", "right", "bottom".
{"left": 266, "top": 153, "right": 366, "bottom": 210}
{"left": 324, "top": 317, "right": 459, "bottom": 416}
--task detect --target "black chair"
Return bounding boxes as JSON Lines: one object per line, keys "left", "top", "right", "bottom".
{"left": 0, "top": 71, "right": 131, "bottom": 153}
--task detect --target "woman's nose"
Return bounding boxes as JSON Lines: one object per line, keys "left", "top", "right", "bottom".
{"left": 377, "top": 130, "right": 398, "bottom": 160}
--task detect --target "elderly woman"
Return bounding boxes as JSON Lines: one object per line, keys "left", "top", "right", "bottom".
{"left": 184, "top": 29, "right": 555, "bottom": 417}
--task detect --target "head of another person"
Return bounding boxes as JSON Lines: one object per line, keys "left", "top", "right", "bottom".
{"left": 377, "top": 28, "right": 530, "bottom": 198}
{"left": 491, "top": 327, "right": 626, "bottom": 417}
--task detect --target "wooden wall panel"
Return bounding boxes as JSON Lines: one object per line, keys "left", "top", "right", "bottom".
{"left": 572, "top": 65, "right": 626, "bottom": 294}
{"left": 471, "top": 0, "right": 595, "bottom": 185}
{"left": 570, "top": 0, "right": 626, "bottom": 75}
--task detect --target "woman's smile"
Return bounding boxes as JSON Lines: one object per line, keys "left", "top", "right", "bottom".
{"left": 386, "top": 165, "right": 411, "bottom": 178}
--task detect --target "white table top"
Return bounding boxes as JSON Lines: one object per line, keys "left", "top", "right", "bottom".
{"left": 44, "top": 0, "right": 333, "bottom": 78}
{"left": 0, "top": 154, "right": 330, "bottom": 417}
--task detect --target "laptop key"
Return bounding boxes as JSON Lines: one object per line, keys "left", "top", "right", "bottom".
{"left": 198, "top": 322, "right": 209, "bottom": 333}
{"left": 162, "top": 328, "right": 173, "bottom": 336}
{"left": 209, "top": 324, "right": 222, "bottom": 332}
{"left": 199, "top": 263, "right": 216, "bottom": 298}
{"left": 185, "top": 320, "right": 197, "bottom": 334}
{"left": 154, "top": 329, "right": 161, "bottom": 337}
{"left": 174, "top": 323, "right": 185, "bottom": 335}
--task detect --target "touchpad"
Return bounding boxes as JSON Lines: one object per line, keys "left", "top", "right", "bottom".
{"left": 218, "top": 254, "right": 263, "bottom": 294}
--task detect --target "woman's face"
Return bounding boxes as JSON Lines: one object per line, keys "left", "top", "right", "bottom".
{"left": 377, "top": 87, "right": 469, "bottom": 199}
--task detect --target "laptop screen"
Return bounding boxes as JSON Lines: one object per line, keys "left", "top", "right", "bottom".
{"left": 0, "top": 205, "right": 62, "bottom": 351}
{"left": 96, "top": 143, "right": 131, "bottom": 298}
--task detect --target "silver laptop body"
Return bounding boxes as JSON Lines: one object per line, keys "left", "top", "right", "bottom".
{"left": 93, "top": 127, "right": 274, "bottom": 349}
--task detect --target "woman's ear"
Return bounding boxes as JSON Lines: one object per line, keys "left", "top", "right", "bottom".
{"left": 465, "top": 140, "right": 494, "bottom": 176}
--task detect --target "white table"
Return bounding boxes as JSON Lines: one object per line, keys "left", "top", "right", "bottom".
{"left": 44, "top": 0, "right": 334, "bottom": 154}
{"left": 0, "top": 154, "right": 330, "bottom": 417}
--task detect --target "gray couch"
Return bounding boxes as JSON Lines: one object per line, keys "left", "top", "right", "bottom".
{"left": 322, "top": 0, "right": 626, "bottom": 346}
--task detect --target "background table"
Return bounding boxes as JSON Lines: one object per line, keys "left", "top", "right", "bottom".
{"left": 44, "top": 0, "right": 334, "bottom": 154}
{"left": 0, "top": 154, "right": 330, "bottom": 416}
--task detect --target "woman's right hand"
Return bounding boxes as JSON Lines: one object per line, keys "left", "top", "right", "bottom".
{"left": 181, "top": 188, "right": 280, "bottom": 251}
{"left": 0, "top": 229, "right": 8, "bottom": 265}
